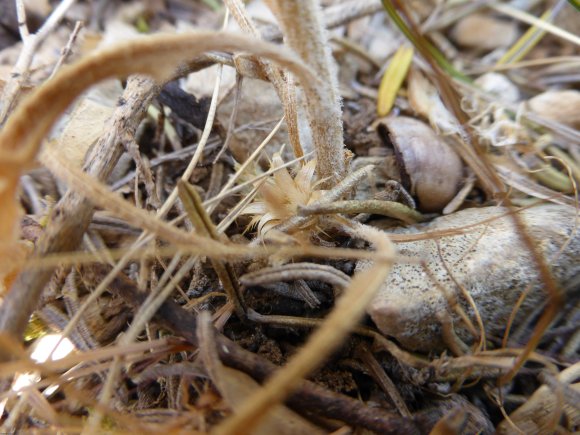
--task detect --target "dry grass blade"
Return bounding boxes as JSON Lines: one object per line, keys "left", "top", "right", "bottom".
{"left": 377, "top": 46, "right": 414, "bottom": 116}
{"left": 178, "top": 180, "right": 246, "bottom": 318}
{"left": 214, "top": 222, "right": 394, "bottom": 434}
{"left": 496, "top": 7, "right": 553, "bottom": 65}
{"left": 490, "top": 2, "right": 580, "bottom": 46}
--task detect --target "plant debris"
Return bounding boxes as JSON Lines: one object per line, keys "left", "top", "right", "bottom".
{"left": 0, "top": 1, "right": 579, "bottom": 434}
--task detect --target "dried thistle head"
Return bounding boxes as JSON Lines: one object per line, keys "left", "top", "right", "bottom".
{"left": 241, "top": 153, "right": 324, "bottom": 238}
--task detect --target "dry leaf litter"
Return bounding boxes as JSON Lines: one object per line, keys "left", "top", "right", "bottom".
{"left": 0, "top": 0, "right": 579, "bottom": 434}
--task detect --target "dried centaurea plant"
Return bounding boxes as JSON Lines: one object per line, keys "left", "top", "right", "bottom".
{"left": 240, "top": 153, "right": 324, "bottom": 239}
{"left": 2, "top": 2, "right": 579, "bottom": 433}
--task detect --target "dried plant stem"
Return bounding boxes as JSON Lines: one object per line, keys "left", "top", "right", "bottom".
{"left": 25, "top": 233, "right": 400, "bottom": 271}
{"left": 48, "top": 20, "right": 84, "bottom": 80}
{"left": 358, "top": 344, "right": 412, "bottom": 418}
{"left": 214, "top": 222, "right": 394, "bottom": 434}
{"left": 266, "top": 0, "right": 346, "bottom": 187}
{"left": 246, "top": 309, "right": 429, "bottom": 370}
{"left": 262, "top": 0, "right": 383, "bottom": 41}
{"left": 299, "top": 199, "right": 424, "bottom": 224}
{"left": 178, "top": 181, "right": 246, "bottom": 319}
{"left": 15, "top": 0, "right": 29, "bottom": 40}
{"left": 240, "top": 262, "right": 351, "bottom": 292}
{"left": 213, "top": 73, "right": 243, "bottom": 164}
{"left": 490, "top": 3, "right": 580, "bottom": 46}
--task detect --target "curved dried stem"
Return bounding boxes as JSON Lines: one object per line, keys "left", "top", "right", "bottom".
{"left": 299, "top": 199, "right": 424, "bottom": 224}
{"left": 240, "top": 262, "right": 351, "bottom": 293}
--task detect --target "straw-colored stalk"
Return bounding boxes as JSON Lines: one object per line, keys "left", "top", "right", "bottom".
{"left": 266, "top": 0, "right": 346, "bottom": 188}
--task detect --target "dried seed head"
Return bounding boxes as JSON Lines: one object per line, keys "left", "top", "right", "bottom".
{"left": 360, "top": 204, "right": 580, "bottom": 352}
{"left": 240, "top": 153, "right": 323, "bottom": 238}
{"left": 527, "top": 90, "right": 580, "bottom": 129}
{"left": 377, "top": 117, "right": 463, "bottom": 212}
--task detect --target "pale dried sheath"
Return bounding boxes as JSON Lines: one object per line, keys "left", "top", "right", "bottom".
{"left": 223, "top": 0, "right": 304, "bottom": 159}
{"left": 266, "top": 0, "right": 346, "bottom": 187}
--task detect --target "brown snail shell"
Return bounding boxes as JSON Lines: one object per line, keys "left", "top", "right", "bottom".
{"left": 377, "top": 116, "right": 463, "bottom": 212}
{"left": 359, "top": 204, "right": 580, "bottom": 352}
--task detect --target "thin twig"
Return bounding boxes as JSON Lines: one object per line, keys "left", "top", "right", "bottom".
{"left": 357, "top": 344, "right": 412, "bottom": 418}
{"left": 213, "top": 73, "right": 243, "bottom": 164}
{"left": 224, "top": 0, "right": 304, "bottom": 159}
{"left": 15, "top": 0, "right": 29, "bottom": 41}
{"left": 48, "top": 21, "right": 84, "bottom": 80}
{"left": 299, "top": 199, "right": 424, "bottom": 224}
{"left": 0, "top": 0, "right": 78, "bottom": 124}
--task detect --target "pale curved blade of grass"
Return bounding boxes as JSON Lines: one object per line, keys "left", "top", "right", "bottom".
{"left": 377, "top": 46, "right": 413, "bottom": 116}
{"left": 491, "top": 2, "right": 580, "bottom": 46}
